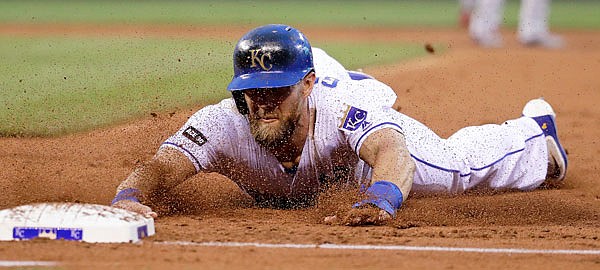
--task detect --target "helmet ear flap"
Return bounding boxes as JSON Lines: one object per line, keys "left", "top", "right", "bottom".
{"left": 232, "top": 91, "right": 249, "bottom": 115}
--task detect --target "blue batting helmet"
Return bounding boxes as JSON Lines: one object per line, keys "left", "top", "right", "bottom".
{"left": 227, "top": 24, "right": 314, "bottom": 92}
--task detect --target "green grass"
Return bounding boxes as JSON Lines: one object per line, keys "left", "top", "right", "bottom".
{"left": 504, "top": 0, "right": 600, "bottom": 29}
{"left": 0, "top": 0, "right": 460, "bottom": 27}
{"left": 315, "top": 42, "right": 429, "bottom": 69}
{"left": 0, "top": 0, "right": 598, "bottom": 29}
{"left": 0, "top": 37, "right": 232, "bottom": 136}
{"left": 0, "top": 37, "right": 426, "bottom": 136}
{"left": 1, "top": 0, "right": 597, "bottom": 136}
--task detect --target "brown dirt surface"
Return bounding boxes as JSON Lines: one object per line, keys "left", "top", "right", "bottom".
{"left": 0, "top": 24, "right": 599, "bottom": 269}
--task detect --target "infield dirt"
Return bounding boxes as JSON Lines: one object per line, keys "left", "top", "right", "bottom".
{"left": 0, "top": 25, "right": 599, "bottom": 269}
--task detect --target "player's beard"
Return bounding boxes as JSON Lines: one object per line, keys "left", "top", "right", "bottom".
{"left": 249, "top": 108, "right": 299, "bottom": 150}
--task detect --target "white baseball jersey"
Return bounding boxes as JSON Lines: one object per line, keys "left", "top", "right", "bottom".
{"left": 161, "top": 49, "right": 548, "bottom": 205}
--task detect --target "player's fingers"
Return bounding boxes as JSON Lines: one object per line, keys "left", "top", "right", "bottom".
{"left": 344, "top": 208, "right": 373, "bottom": 226}
{"left": 323, "top": 215, "right": 339, "bottom": 225}
{"left": 365, "top": 212, "right": 387, "bottom": 224}
{"left": 113, "top": 200, "right": 158, "bottom": 218}
{"left": 343, "top": 207, "right": 392, "bottom": 226}
{"left": 364, "top": 216, "right": 378, "bottom": 224}
{"left": 377, "top": 210, "right": 392, "bottom": 222}
{"left": 133, "top": 203, "right": 158, "bottom": 218}
{"left": 345, "top": 216, "right": 365, "bottom": 226}
{"left": 145, "top": 211, "right": 158, "bottom": 219}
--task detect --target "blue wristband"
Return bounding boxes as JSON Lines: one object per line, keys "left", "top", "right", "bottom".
{"left": 353, "top": 181, "right": 403, "bottom": 217}
{"left": 111, "top": 188, "right": 141, "bottom": 205}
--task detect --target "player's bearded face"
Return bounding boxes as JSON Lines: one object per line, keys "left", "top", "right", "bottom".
{"left": 245, "top": 85, "right": 303, "bottom": 148}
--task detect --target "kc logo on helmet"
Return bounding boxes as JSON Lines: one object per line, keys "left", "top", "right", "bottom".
{"left": 249, "top": 49, "right": 273, "bottom": 71}
{"left": 340, "top": 105, "right": 371, "bottom": 132}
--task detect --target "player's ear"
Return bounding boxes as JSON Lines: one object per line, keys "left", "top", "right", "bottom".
{"left": 301, "top": 71, "right": 316, "bottom": 97}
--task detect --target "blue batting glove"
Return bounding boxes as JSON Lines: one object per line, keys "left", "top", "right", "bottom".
{"left": 353, "top": 181, "right": 403, "bottom": 217}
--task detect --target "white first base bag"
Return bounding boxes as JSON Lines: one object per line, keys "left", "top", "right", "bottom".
{"left": 0, "top": 203, "right": 155, "bottom": 243}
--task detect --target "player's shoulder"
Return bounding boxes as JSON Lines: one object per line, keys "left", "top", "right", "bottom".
{"left": 311, "top": 77, "right": 397, "bottom": 131}
{"left": 312, "top": 76, "right": 397, "bottom": 108}
{"left": 312, "top": 47, "right": 351, "bottom": 81}
{"left": 191, "top": 98, "right": 239, "bottom": 116}
{"left": 187, "top": 98, "right": 246, "bottom": 127}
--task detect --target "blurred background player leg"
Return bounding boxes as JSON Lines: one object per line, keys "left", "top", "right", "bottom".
{"left": 469, "top": 0, "right": 505, "bottom": 48}
{"left": 518, "top": 0, "right": 564, "bottom": 48}
{"left": 458, "top": 0, "right": 476, "bottom": 28}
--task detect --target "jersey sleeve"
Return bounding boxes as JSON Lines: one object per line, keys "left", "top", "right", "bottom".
{"left": 324, "top": 79, "right": 405, "bottom": 155}
{"left": 159, "top": 98, "right": 241, "bottom": 172}
{"left": 342, "top": 105, "right": 405, "bottom": 155}
{"left": 312, "top": 47, "right": 351, "bottom": 81}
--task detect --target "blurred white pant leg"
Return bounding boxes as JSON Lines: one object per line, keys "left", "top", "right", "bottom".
{"left": 445, "top": 117, "right": 548, "bottom": 191}
{"left": 517, "top": 0, "right": 563, "bottom": 48}
{"left": 403, "top": 115, "right": 547, "bottom": 195}
{"left": 469, "top": 0, "right": 505, "bottom": 47}
{"left": 518, "top": 0, "right": 550, "bottom": 41}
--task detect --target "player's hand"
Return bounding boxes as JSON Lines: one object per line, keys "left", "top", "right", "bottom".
{"left": 344, "top": 206, "right": 392, "bottom": 226}
{"left": 323, "top": 205, "right": 392, "bottom": 226}
{"left": 112, "top": 200, "right": 158, "bottom": 218}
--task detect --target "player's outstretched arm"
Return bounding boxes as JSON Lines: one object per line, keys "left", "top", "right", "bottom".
{"left": 336, "top": 128, "right": 415, "bottom": 226}
{"left": 112, "top": 147, "right": 196, "bottom": 218}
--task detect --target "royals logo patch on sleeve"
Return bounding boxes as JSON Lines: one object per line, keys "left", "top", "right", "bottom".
{"left": 340, "top": 105, "right": 371, "bottom": 132}
{"left": 183, "top": 126, "right": 208, "bottom": 146}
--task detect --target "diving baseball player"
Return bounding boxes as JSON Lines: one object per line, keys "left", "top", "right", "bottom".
{"left": 112, "top": 24, "right": 568, "bottom": 225}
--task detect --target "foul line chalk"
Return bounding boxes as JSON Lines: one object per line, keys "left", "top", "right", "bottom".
{"left": 0, "top": 261, "right": 57, "bottom": 267}
{"left": 158, "top": 241, "right": 600, "bottom": 255}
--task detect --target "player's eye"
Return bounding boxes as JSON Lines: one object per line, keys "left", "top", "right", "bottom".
{"left": 244, "top": 86, "right": 293, "bottom": 103}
